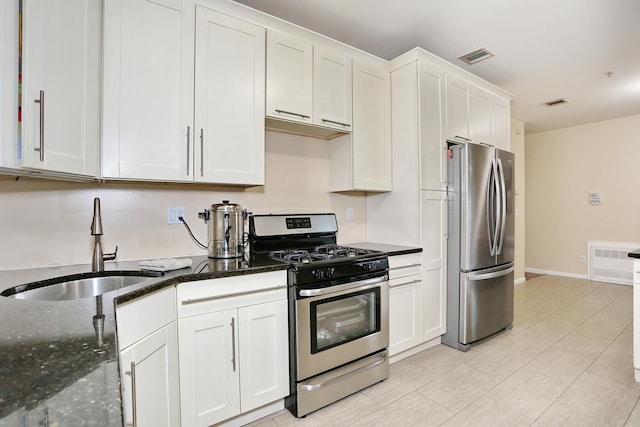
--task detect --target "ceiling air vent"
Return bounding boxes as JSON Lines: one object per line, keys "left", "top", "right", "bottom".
{"left": 458, "top": 48, "right": 494, "bottom": 65}
{"left": 545, "top": 98, "right": 569, "bottom": 107}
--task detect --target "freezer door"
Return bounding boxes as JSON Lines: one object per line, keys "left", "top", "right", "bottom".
{"left": 460, "top": 143, "right": 495, "bottom": 271}
{"left": 459, "top": 265, "right": 514, "bottom": 344}
{"left": 496, "top": 149, "right": 515, "bottom": 265}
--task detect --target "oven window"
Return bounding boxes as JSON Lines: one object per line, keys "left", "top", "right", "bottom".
{"left": 310, "top": 288, "right": 380, "bottom": 353}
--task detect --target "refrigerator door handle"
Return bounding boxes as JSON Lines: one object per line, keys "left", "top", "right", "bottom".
{"left": 496, "top": 158, "right": 507, "bottom": 255}
{"left": 486, "top": 158, "right": 500, "bottom": 256}
{"left": 467, "top": 266, "right": 514, "bottom": 281}
{"left": 486, "top": 159, "right": 495, "bottom": 256}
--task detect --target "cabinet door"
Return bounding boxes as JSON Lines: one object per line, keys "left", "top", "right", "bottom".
{"left": 21, "top": 0, "right": 100, "bottom": 176}
{"left": 471, "top": 87, "right": 493, "bottom": 145}
{"left": 266, "top": 31, "right": 313, "bottom": 124}
{"left": 420, "top": 190, "right": 447, "bottom": 342}
{"left": 102, "top": 0, "right": 194, "bottom": 181}
{"left": 314, "top": 46, "right": 352, "bottom": 131}
{"left": 194, "top": 7, "right": 265, "bottom": 185}
{"left": 120, "top": 322, "right": 180, "bottom": 427}
{"left": 445, "top": 74, "right": 471, "bottom": 141}
{"left": 1, "top": 0, "right": 20, "bottom": 170}
{"left": 389, "top": 275, "right": 421, "bottom": 355}
{"left": 351, "top": 60, "right": 391, "bottom": 191}
{"left": 419, "top": 62, "right": 445, "bottom": 191}
{"left": 492, "top": 96, "right": 511, "bottom": 150}
{"left": 238, "top": 299, "right": 289, "bottom": 411}
{"left": 178, "top": 309, "right": 240, "bottom": 427}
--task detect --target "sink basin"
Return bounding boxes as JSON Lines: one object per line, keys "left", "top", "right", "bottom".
{"left": 1, "top": 271, "right": 162, "bottom": 301}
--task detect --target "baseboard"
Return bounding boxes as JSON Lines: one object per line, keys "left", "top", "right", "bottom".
{"left": 389, "top": 336, "right": 441, "bottom": 364}
{"left": 219, "top": 400, "right": 285, "bottom": 427}
{"left": 524, "top": 267, "right": 588, "bottom": 280}
{"left": 514, "top": 277, "right": 526, "bottom": 285}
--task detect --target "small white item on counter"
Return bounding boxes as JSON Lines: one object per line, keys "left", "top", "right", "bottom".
{"left": 139, "top": 257, "right": 192, "bottom": 272}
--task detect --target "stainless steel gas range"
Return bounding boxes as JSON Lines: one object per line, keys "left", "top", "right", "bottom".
{"left": 249, "top": 213, "right": 390, "bottom": 417}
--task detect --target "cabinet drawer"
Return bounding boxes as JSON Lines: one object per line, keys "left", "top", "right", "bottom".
{"left": 116, "top": 287, "right": 177, "bottom": 350}
{"left": 389, "top": 274, "right": 421, "bottom": 289}
{"left": 389, "top": 253, "right": 421, "bottom": 269}
{"left": 177, "top": 271, "right": 287, "bottom": 318}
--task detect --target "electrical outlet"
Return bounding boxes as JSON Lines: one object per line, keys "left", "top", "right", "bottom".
{"left": 167, "top": 207, "right": 186, "bottom": 225}
{"left": 346, "top": 208, "right": 354, "bottom": 221}
{"left": 580, "top": 255, "right": 587, "bottom": 264}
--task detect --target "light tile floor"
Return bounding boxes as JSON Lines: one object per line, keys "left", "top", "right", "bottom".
{"left": 249, "top": 275, "right": 640, "bottom": 426}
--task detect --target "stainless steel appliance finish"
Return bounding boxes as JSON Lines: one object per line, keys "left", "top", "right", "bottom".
{"left": 201, "top": 200, "right": 246, "bottom": 258}
{"left": 442, "top": 141, "right": 515, "bottom": 352}
{"left": 249, "top": 213, "right": 390, "bottom": 418}
{"left": 90, "top": 197, "right": 118, "bottom": 272}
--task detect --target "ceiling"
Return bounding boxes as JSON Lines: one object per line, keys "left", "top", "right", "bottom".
{"left": 233, "top": 0, "right": 640, "bottom": 134}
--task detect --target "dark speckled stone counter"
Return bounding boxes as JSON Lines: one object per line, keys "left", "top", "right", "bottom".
{"left": 0, "top": 245, "right": 415, "bottom": 425}
{"left": 345, "top": 242, "right": 422, "bottom": 257}
{"left": 0, "top": 255, "right": 287, "bottom": 426}
{"left": 628, "top": 249, "right": 640, "bottom": 259}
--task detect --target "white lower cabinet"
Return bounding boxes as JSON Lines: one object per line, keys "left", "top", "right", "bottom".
{"left": 116, "top": 287, "right": 180, "bottom": 427}
{"left": 177, "top": 272, "right": 289, "bottom": 427}
{"left": 119, "top": 323, "right": 180, "bottom": 427}
{"left": 420, "top": 190, "right": 448, "bottom": 342}
{"left": 388, "top": 253, "right": 422, "bottom": 356}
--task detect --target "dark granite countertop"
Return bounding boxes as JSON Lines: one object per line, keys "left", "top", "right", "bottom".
{"left": 345, "top": 242, "right": 422, "bottom": 256}
{"left": 629, "top": 249, "right": 640, "bottom": 259}
{"left": 0, "top": 243, "right": 418, "bottom": 425}
{"left": 0, "top": 254, "right": 288, "bottom": 426}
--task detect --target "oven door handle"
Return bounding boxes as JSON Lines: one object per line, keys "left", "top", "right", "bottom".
{"left": 298, "top": 275, "right": 388, "bottom": 297}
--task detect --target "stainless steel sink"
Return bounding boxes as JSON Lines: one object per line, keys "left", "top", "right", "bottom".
{"left": 1, "top": 271, "right": 161, "bottom": 301}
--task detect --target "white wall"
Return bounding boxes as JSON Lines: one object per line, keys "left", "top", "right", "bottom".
{"left": 0, "top": 131, "right": 366, "bottom": 270}
{"left": 525, "top": 114, "right": 640, "bottom": 277}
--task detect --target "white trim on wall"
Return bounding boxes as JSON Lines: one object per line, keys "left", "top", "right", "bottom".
{"left": 514, "top": 277, "right": 526, "bottom": 285}
{"left": 524, "top": 267, "right": 588, "bottom": 280}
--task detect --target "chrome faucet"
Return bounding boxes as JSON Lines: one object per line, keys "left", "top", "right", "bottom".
{"left": 90, "top": 197, "right": 118, "bottom": 272}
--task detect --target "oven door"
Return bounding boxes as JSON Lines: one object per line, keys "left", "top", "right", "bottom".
{"left": 295, "top": 275, "right": 389, "bottom": 380}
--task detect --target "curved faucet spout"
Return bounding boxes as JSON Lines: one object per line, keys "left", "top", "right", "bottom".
{"left": 90, "top": 197, "right": 118, "bottom": 272}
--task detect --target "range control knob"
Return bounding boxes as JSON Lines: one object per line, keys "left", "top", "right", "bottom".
{"left": 361, "top": 262, "right": 377, "bottom": 271}
{"left": 312, "top": 268, "right": 336, "bottom": 280}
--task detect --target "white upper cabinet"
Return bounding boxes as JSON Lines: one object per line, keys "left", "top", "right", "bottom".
{"left": 102, "top": 0, "right": 195, "bottom": 181}
{"left": 266, "top": 31, "right": 313, "bottom": 124}
{"left": 444, "top": 74, "right": 472, "bottom": 142}
{"left": 491, "top": 95, "right": 511, "bottom": 151}
{"left": 313, "top": 46, "right": 352, "bottom": 131}
{"left": 419, "top": 62, "right": 445, "bottom": 191}
{"left": 471, "top": 86, "right": 511, "bottom": 150}
{"left": 194, "top": 7, "right": 265, "bottom": 185}
{"left": 330, "top": 60, "right": 391, "bottom": 192}
{"left": 21, "top": 0, "right": 100, "bottom": 177}
{"left": 0, "top": 0, "right": 20, "bottom": 171}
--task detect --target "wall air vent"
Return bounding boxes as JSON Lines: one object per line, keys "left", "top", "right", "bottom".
{"left": 545, "top": 98, "right": 569, "bottom": 107}
{"left": 458, "top": 48, "right": 494, "bottom": 65}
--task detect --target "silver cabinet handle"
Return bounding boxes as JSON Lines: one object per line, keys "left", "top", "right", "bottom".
{"left": 38, "top": 407, "right": 49, "bottom": 427}
{"left": 34, "top": 90, "right": 45, "bottom": 161}
{"left": 186, "top": 126, "right": 191, "bottom": 176}
{"left": 275, "top": 109, "right": 310, "bottom": 119}
{"left": 230, "top": 317, "right": 237, "bottom": 372}
{"left": 200, "top": 128, "right": 204, "bottom": 177}
{"left": 321, "top": 118, "right": 350, "bottom": 128}
{"left": 180, "top": 285, "right": 284, "bottom": 305}
{"left": 125, "top": 361, "right": 137, "bottom": 427}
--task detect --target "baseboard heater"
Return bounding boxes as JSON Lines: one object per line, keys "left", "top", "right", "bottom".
{"left": 588, "top": 240, "right": 639, "bottom": 285}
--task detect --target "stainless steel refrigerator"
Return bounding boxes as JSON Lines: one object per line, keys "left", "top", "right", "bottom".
{"left": 442, "top": 141, "right": 515, "bottom": 351}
